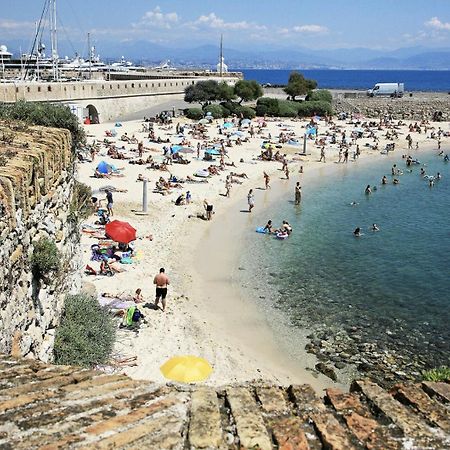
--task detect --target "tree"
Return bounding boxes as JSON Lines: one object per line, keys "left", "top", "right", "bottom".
{"left": 284, "top": 72, "right": 317, "bottom": 100}
{"left": 184, "top": 80, "right": 221, "bottom": 107}
{"left": 217, "top": 81, "right": 236, "bottom": 102}
{"left": 234, "top": 80, "right": 263, "bottom": 104}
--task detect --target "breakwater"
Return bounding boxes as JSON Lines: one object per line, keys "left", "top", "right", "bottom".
{"left": 333, "top": 91, "right": 450, "bottom": 120}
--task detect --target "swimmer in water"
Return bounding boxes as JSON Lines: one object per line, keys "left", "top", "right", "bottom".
{"left": 429, "top": 179, "right": 434, "bottom": 187}
{"left": 353, "top": 227, "right": 362, "bottom": 237}
{"left": 264, "top": 220, "right": 274, "bottom": 233}
{"left": 420, "top": 168, "right": 426, "bottom": 176}
{"left": 365, "top": 185, "right": 372, "bottom": 194}
{"left": 372, "top": 223, "right": 380, "bottom": 232}
{"left": 381, "top": 175, "right": 388, "bottom": 185}
{"left": 393, "top": 178, "right": 400, "bottom": 185}
{"left": 350, "top": 201, "right": 359, "bottom": 206}
{"left": 436, "top": 172, "right": 442, "bottom": 179}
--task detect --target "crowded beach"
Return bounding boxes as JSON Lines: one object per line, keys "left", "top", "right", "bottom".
{"left": 76, "top": 110, "right": 448, "bottom": 385}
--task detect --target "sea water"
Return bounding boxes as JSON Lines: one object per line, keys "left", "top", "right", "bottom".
{"left": 238, "top": 69, "right": 450, "bottom": 92}
{"left": 238, "top": 152, "right": 450, "bottom": 371}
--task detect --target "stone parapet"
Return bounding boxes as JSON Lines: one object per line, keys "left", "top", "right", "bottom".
{"left": 0, "top": 355, "right": 448, "bottom": 449}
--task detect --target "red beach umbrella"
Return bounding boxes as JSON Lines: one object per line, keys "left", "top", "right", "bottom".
{"left": 105, "top": 220, "right": 137, "bottom": 244}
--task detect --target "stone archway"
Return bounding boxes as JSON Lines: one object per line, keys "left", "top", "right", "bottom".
{"left": 86, "top": 104, "right": 99, "bottom": 124}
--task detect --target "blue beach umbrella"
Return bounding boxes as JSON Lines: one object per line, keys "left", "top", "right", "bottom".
{"left": 241, "top": 118, "right": 251, "bottom": 124}
{"left": 205, "top": 149, "right": 221, "bottom": 156}
{"left": 171, "top": 145, "right": 182, "bottom": 154}
{"left": 97, "top": 161, "right": 112, "bottom": 174}
{"left": 223, "top": 122, "right": 233, "bottom": 129}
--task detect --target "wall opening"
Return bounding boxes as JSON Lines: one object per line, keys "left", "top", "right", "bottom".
{"left": 86, "top": 104, "right": 99, "bottom": 124}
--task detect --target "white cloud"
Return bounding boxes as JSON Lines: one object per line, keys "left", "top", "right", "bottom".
{"left": 292, "top": 24, "right": 328, "bottom": 34}
{"left": 136, "top": 6, "right": 179, "bottom": 29}
{"left": 0, "top": 19, "right": 35, "bottom": 37}
{"left": 193, "top": 13, "right": 266, "bottom": 31}
{"left": 425, "top": 17, "right": 450, "bottom": 31}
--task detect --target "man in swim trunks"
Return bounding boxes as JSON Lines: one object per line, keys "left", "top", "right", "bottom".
{"left": 154, "top": 268, "right": 170, "bottom": 311}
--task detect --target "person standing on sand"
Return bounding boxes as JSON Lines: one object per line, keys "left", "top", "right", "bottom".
{"left": 105, "top": 189, "right": 113, "bottom": 216}
{"left": 295, "top": 182, "right": 302, "bottom": 205}
{"left": 225, "top": 176, "right": 232, "bottom": 198}
{"left": 204, "top": 199, "right": 213, "bottom": 220}
{"left": 154, "top": 268, "right": 170, "bottom": 312}
{"left": 247, "top": 189, "right": 255, "bottom": 212}
{"left": 264, "top": 172, "right": 270, "bottom": 189}
{"left": 344, "top": 149, "right": 349, "bottom": 163}
{"left": 319, "top": 146, "right": 326, "bottom": 162}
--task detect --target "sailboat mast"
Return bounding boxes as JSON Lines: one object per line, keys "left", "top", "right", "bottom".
{"left": 219, "top": 34, "right": 223, "bottom": 77}
{"left": 88, "top": 32, "right": 92, "bottom": 79}
{"left": 50, "top": 0, "right": 58, "bottom": 80}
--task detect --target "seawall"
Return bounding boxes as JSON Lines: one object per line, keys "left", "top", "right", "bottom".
{"left": 0, "top": 121, "right": 81, "bottom": 361}
{"left": 0, "top": 74, "right": 241, "bottom": 122}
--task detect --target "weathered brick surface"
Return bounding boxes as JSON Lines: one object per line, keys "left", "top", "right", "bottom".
{"left": 256, "top": 385, "right": 289, "bottom": 416}
{"left": 227, "top": 387, "right": 273, "bottom": 450}
{"left": 326, "top": 388, "right": 402, "bottom": 450}
{"left": 271, "top": 417, "right": 310, "bottom": 450}
{"left": 422, "top": 381, "right": 450, "bottom": 403}
{"left": 189, "top": 388, "right": 224, "bottom": 449}
{"left": 352, "top": 379, "right": 448, "bottom": 448}
{"left": 0, "top": 357, "right": 448, "bottom": 449}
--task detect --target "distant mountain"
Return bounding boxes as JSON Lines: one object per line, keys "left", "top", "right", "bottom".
{"left": 3, "top": 38, "right": 450, "bottom": 70}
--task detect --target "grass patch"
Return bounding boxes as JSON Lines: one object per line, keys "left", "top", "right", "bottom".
{"left": 31, "top": 237, "right": 60, "bottom": 279}
{"left": 422, "top": 366, "right": 450, "bottom": 382}
{"left": 53, "top": 294, "right": 116, "bottom": 367}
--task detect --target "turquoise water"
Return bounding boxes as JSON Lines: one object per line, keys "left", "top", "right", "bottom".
{"left": 240, "top": 152, "right": 450, "bottom": 373}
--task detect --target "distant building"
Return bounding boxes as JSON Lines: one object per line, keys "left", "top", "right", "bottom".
{"left": 216, "top": 56, "right": 228, "bottom": 75}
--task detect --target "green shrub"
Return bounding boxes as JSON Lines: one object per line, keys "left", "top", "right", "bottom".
{"left": 184, "top": 108, "right": 204, "bottom": 120}
{"left": 256, "top": 97, "right": 280, "bottom": 116}
{"left": 220, "top": 101, "right": 241, "bottom": 115}
{"left": 0, "top": 101, "right": 85, "bottom": 150}
{"left": 306, "top": 89, "right": 333, "bottom": 103}
{"left": 422, "top": 366, "right": 450, "bottom": 382}
{"left": 277, "top": 100, "right": 299, "bottom": 117}
{"left": 53, "top": 294, "right": 116, "bottom": 367}
{"left": 296, "top": 100, "right": 333, "bottom": 117}
{"left": 203, "top": 104, "right": 227, "bottom": 119}
{"left": 233, "top": 105, "right": 256, "bottom": 119}
{"left": 69, "top": 181, "right": 92, "bottom": 223}
{"left": 31, "top": 237, "right": 60, "bottom": 278}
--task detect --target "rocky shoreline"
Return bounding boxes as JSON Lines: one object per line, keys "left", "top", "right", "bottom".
{"left": 333, "top": 90, "right": 450, "bottom": 121}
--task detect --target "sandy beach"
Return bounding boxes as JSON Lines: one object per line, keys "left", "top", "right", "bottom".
{"left": 76, "top": 112, "right": 445, "bottom": 392}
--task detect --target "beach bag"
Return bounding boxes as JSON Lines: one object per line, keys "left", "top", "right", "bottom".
{"left": 123, "top": 306, "right": 143, "bottom": 326}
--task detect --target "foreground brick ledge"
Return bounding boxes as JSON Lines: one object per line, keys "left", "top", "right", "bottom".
{"left": 0, "top": 356, "right": 448, "bottom": 449}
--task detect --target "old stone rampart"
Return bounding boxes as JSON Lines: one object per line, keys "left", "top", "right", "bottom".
{"left": 0, "top": 121, "right": 80, "bottom": 361}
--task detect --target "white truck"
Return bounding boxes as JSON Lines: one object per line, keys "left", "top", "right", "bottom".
{"left": 367, "top": 83, "right": 404, "bottom": 97}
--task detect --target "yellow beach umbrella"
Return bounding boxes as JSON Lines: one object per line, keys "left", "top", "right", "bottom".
{"left": 160, "top": 355, "right": 213, "bottom": 383}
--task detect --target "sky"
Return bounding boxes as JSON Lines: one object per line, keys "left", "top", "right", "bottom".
{"left": 1, "top": 0, "right": 450, "bottom": 54}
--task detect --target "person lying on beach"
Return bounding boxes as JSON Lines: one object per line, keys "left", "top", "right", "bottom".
{"left": 186, "top": 176, "right": 208, "bottom": 183}
{"left": 94, "top": 169, "right": 111, "bottom": 179}
{"left": 230, "top": 172, "right": 249, "bottom": 179}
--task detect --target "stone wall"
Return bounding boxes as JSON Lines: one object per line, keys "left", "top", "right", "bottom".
{"left": 0, "top": 121, "right": 81, "bottom": 361}
{"left": 333, "top": 92, "right": 450, "bottom": 120}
